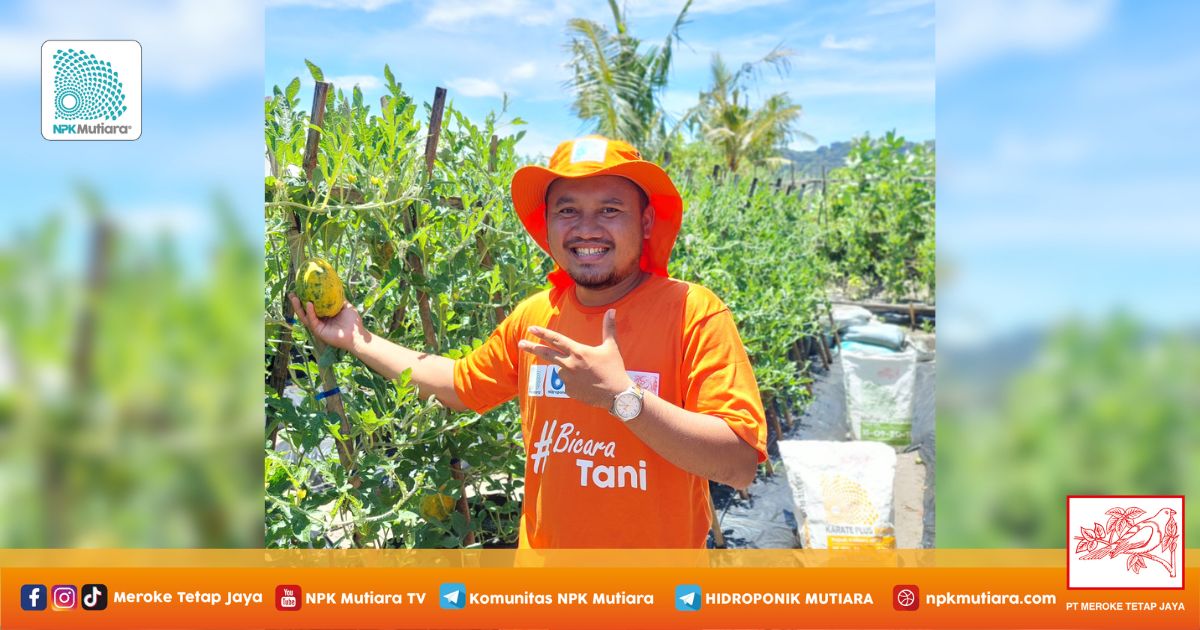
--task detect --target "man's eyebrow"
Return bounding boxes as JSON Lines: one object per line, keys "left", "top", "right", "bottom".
{"left": 549, "top": 194, "right": 628, "bottom": 206}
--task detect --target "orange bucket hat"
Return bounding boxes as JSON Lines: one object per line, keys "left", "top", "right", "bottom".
{"left": 511, "top": 135, "right": 683, "bottom": 288}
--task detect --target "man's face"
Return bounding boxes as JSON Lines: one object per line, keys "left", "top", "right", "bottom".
{"left": 545, "top": 175, "right": 652, "bottom": 290}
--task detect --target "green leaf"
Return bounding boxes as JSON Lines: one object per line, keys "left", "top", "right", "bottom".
{"left": 305, "top": 59, "right": 325, "bottom": 83}
{"left": 285, "top": 77, "right": 301, "bottom": 104}
{"left": 317, "top": 347, "right": 338, "bottom": 369}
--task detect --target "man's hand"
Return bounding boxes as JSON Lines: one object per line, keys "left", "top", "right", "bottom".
{"left": 289, "top": 294, "right": 368, "bottom": 352}
{"left": 518, "top": 309, "right": 632, "bottom": 409}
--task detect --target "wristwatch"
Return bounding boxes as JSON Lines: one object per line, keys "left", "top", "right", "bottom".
{"left": 609, "top": 382, "right": 645, "bottom": 422}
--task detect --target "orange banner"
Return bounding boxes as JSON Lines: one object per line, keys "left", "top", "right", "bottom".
{"left": 1, "top": 550, "right": 1195, "bottom": 629}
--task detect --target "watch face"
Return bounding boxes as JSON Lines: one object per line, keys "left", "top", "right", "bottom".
{"left": 614, "top": 392, "right": 641, "bottom": 420}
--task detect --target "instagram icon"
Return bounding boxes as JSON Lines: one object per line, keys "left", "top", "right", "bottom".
{"left": 51, "top": 585, "right": 77, "bottom": 611}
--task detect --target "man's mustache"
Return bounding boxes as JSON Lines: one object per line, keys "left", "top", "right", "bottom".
{"left": 564, "top": 239, "right": 615, "bottom": 248}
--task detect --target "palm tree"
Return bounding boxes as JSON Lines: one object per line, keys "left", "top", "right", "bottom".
{"left": 565, "top": 0, "right": 692, "bottom": 155}
{"left": 690, "top": 50, "right": 812, "bottom": 173}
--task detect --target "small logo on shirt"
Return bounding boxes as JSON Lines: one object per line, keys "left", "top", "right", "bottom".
{"left": 527, "top": 366, "right": 659, "bottom": 398}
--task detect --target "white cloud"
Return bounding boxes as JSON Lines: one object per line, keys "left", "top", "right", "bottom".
{"left": 821, "top": 34, "right": 874, "bottom": 51}
{"left": 867, "top": 0, "right": 933, "bottom": 16}
{"left": 790, "top": 77, "right": 934, "bottom": 97}
{"left": 423, "top": 0, "right": 572, "bottom": 28}
{"left": 507, "top": 62, "right": 538, "bottom": 81}
{"left": 268, "top": 0, "right": 403, "bottom": 9}
{"left": 0, "top": 0, "right": 260, "bottom": 91}
{"left": 938, "top": 0, "right": 1115, "bottom": 75}
{"left": 447, "top": 77, "right": 506, "bottom": 98}
{"left": 327, "top": 74, "right": 383, "bottom": 91}
{"left": 627, "top": 0, "right": 788, "bottom": 17}
{"left": 942, "top": 130, "right": 1091, "bottom": 189}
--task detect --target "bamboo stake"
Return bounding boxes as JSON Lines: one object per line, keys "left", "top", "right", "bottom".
{"left": 476, "top": 134, "right": 507, "bottom": 325}
{"left": 294, "top": 83, "right": 360, "bottom": 489}
{"left": 417, "top": 87, "right": 475, "bottom": 546}
{"left": 830, "top": 299, "right": 935, "bottom": 316}
{"left": 708, "top": 491, "right": 726, "bottom": 548}
{"left": 782, "top": 393, "right": 798, "bottom": 431}
{"left": 403, "top": 87, "right": 446, "bottom": 352}
{"left": 765, "top": 405, "right": 782, "bottom": 476}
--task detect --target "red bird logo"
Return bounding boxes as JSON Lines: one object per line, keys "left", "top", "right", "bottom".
{"left": 1074, "top": 506, "right": 1180, "bottom": 577}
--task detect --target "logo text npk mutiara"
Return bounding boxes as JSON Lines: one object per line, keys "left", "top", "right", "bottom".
{"left": 53, "top": 123, "right": 133, "bottom": 135}
{"left": 50, "top": 47, "right": 132, "bottom": 137}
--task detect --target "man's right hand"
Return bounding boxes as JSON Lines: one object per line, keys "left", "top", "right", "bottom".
{"left": 289, "top": 294, "right": 368, "bottom": 353}
{"left": 286, "top": 294, "right": 466, "bottom": 411}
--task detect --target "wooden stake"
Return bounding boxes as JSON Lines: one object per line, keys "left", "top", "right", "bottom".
{"left": 476, "top": 134, "right": 507, "bottom": 325}
{"left": 452, "top": 458, "right": 476, "bottom": 547}
{"left": 403, "top": 86, "right": 448, "bottom": 352}
{"left": 765, "top": 406, "right": 782, "bottom": 476}
{"left": 423, "top": 87, "right": 448, "bottom": 176}
{"left": 419, "top": 87, "right": 473, "bottom": 546}
{"left": 299, "top": 83, "right": 359, "bottom": 487}
{"left": 782, "top": 393, "right": 798, "bottom": 430}
{"left": 830, "top": 299, "right": 935, "bottom": 316}
{"left": 708, "top": 491, "right": 726, "bottom": 548}
{"left": 268, "top": 81, "right": 323, "bottom": 397}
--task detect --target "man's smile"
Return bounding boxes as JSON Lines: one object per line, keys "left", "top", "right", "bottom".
{"left": 568, "top": 243, "right": 612, "bottom": 262}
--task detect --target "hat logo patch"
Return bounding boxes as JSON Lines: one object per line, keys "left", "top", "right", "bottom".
{"left": 570, "top": 137, "right": 608, "bottom": 164}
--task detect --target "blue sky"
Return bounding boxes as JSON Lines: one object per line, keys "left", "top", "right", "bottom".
{"left": 266, "top": 0, "right": 935, "bottom": 157}
{"left": 936, "top": 0, "right": 1200, "bottom": 341}
{"left": 0, "top": 0, "right": 263, "bottom": 270}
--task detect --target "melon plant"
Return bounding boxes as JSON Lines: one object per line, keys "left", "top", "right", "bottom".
{"left": 265, "top": 63, "right": 542, "bottom": 548}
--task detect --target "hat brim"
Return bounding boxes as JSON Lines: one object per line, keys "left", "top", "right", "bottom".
{"left": 511, "top": 161, "right": 683, "bottom": 286}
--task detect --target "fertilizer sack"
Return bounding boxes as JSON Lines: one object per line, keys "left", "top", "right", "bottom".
{"left": 778, "top": 440, "right": 896, "bottom": 549}
{"left": 842, "top": 346, "right": 916, "bottom": 446}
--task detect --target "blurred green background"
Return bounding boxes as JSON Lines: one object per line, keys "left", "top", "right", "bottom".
{"left": 937, "top": 0, "right": 1200, "bottom": 548}
{"left": 0, "top": 189, "right": 262, "bottom": 547}
{"left": 0, "top": 0, "right": 264, "bottom": 547}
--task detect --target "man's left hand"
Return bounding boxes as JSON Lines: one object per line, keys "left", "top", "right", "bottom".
{"left": 517, "top": 309, "right": 633, "bottom": 409}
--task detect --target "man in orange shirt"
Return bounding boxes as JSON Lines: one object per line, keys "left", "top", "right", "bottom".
{"left": 292, "top": 135, "right": 767, "bottom": 548}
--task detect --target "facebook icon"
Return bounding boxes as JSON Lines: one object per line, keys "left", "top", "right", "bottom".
{"left": 21, "top": 584, "right": 48, "bottom": 611}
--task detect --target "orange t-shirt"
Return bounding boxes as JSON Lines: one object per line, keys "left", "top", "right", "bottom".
{"left": 453, "top": 275, "right": 767, "bottom": 548}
